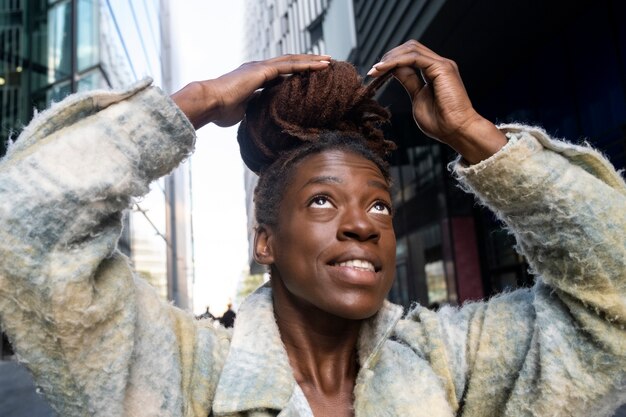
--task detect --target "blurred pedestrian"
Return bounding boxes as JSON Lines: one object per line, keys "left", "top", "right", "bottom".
{"left": 196, "top": 306, "right": 216, "bottom": 321}
{"left": 219, "top": 303, "right": 236, "bottom": 328}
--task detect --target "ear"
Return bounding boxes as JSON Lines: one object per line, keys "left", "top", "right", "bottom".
{"left": 253, "top": 225, "right": 275, "bottom": 265}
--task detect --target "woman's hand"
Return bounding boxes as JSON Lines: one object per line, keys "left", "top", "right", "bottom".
{"left": 367, "top": 40, "right": 506, "bottom": 164}
{"left": 172, "top": 54, "right": 331, "bottom": 130}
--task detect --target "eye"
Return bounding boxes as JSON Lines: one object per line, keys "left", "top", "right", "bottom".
{"left": 369, "top": 200, "right": 392, "bottom": 216}
{"left": 308, "top": 195, "right": 334, "bottom": 208}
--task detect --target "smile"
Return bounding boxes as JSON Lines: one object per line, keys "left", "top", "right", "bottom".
{"left": 334, "top": 259, "right": 376, "bottom": 272}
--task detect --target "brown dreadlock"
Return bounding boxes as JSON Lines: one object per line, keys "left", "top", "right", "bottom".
{"left": 237, "top": 60, "right": 395, "bottom": 227}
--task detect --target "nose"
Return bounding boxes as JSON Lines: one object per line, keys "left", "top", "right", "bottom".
{"left": 337, "top": 207, "right": 380, "bottom": 243}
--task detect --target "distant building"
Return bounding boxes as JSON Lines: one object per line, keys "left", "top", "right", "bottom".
{"left": 243, "top": 0, "right": 626, "bottom": 310}
{"left": 0, "top": 0, "right": 193, "bottom": 314}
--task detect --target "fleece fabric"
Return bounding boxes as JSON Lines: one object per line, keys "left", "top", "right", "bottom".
{"left": 0, "top": 81, "right": 624, "bottom": 417}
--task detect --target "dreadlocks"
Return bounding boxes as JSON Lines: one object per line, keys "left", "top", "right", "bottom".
{"left": 237, "top": 60, "right": 395, "bottom": 227}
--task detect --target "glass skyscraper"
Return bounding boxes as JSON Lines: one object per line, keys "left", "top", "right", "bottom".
{"left": 0, "top": 0, "right": 193, "bottom": 313}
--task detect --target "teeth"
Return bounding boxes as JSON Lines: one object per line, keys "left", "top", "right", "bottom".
{"left": 336, "top": 259, "right": 375, "bottom": 272}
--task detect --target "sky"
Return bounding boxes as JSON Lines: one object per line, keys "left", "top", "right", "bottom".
{"left": 169, "top": 1, "right": 248, "bottom": 315}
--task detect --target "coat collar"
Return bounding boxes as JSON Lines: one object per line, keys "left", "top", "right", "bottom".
{"left": 212, "top": 283, "right": 404, "bottom": 415}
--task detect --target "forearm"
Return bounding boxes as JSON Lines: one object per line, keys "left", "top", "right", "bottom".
{"left": 429, "top": 131, "right": 626, "bottom": 414}
{"left": 0, "top": 81, "right": 195, "bottom": 265}
{"left": 0, "top": 80, "right": 196, "bottom": 415}
{"left": 454, "top": 125, "right": 626, "bottom": 322}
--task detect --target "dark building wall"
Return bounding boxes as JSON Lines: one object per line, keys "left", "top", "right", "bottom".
{"left": 351, "top": 0, "right": 626, "bottom": 307}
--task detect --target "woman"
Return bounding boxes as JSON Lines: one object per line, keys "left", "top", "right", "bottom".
{"left": 0, "top": 41, "right": 624, "bottom": 416}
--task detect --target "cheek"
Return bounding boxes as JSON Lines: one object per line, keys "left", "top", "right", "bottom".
{"left": 383, "top": 228, "right": 397, "bottom": 257}
{"left": 274, "top": 219, "right": 334, "bottom": 272}
{"left": 383, "top": 231, "right": 397, "bottom": 282}
{"left": 285, "top": 216, "right": 337, "bottom": 247}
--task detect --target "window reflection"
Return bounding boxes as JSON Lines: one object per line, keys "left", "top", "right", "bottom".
{"left": 425, "top": 260, "right": 447, "bottom": 305}
{"left": 77, "top": 68, "right": 107, "bottom": 91}
{"left": 45, "top": 80, "right": 71, "bottom": 103}
{"left": 29, "top": 0, "right": 71, "bottom": 91}
{"left": 77, "top": 0, "right": 99, "bottom": 71}
{"left": 49, "top": 1, "right": 72, "bottom": 81}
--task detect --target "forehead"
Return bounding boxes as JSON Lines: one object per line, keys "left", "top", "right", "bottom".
{"left": 289, "top": 149, "right": 388, "bottom": 188}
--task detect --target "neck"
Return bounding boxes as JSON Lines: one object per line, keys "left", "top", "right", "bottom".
{"left": 271, "top": 277, "right": 361, "bottom": 392}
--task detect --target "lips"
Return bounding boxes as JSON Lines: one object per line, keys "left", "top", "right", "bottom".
{"left": 328, "top": 248, "right": 383, "bottom": 278}
{"left": 333, "top": 259, "right": 375, "bottom": 272}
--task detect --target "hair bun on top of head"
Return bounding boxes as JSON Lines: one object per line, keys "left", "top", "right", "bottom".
{"left": 237, "top": 60, "right": 396, "bottom": 174}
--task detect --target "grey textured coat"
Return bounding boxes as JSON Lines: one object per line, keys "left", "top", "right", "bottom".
{"left": 0, "top": 81, "right": 624, "bottom": 417}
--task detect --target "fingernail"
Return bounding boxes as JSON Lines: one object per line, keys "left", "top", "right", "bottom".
{"left": 367, "top": 67, "right": 376, "bottom": 76}
{"left": 320, "top": 60, "right": 331, "bottom": 64}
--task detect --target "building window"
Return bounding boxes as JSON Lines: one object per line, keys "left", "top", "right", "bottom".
{"left": 281, "top": 12, "right": 289, "bottom": 36}
{"left": 77, "top": 0, "right": 99, "bottom": 71}
{"left": 392, "top": 259, "right": 410, "bottom": 307}
{"left": 46, "top": 0, "right": 72, "bottom": 84}
{"left": 27, "top": 0, "right": 72, "bottom": 102}
{"left": 45, "top": 79, "right": 72, "bottom": 102}
{"left": 77, "top": 67, "right": 108, "bottom": 91}
{"left": 308, "top": 18, "right": 323, "bottom": 46}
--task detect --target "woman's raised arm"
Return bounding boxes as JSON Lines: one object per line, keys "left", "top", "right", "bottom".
{"left": 372, "top": 40, "right": 626, "bottom": 415}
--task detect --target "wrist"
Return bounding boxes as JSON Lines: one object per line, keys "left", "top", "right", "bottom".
{"left": 171, "top": 81, "right": 218, "bottom": 130}
{"left": 447, "top": 115, "right": 508, "bottom": 165}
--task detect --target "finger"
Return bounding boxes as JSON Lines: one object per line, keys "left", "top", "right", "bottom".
{"left": 367, "top": 51, "right": 438, "bottom": 77}
{"left": 392, "top": 66, "right": 425, "bottom": 97}
{"left": 367, "top": 40, "right": 444, "bottom": 76}
{"left": 267, "top": 54, "right": 332, "bottom": 72}
{"left": 272, "top": 59, "right": 331, "bottom": 75}
{"left": 377, "top": 40, "right": 438, "bottom": 65}
{"left": 269, "top": 53, "right": 332, "bottom": 62}
{"left": 226, "top": 56, "right": 331, "bottom": 95}
{"left": 260, "top": 55, "right": 332, "bottom": 84}
{"left": 400, "top": 40, "right": 441, "bottom": 60}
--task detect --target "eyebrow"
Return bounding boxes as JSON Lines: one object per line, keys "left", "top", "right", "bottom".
{"left": 300, "top": 176, "right": 342, "bottom": 191}
{"left": 299, "top": 176, "right": 390, "bottom": 192}
{"left": 368, "top": 179, "right": 390, "bottom": 191}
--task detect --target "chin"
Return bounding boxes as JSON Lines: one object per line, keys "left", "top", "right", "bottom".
{"left": 323, "top": 298, "right": 384, "bottom": 321}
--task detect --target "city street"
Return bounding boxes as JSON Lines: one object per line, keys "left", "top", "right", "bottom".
{"left": 0, "top": 360, "right": 56, "bottom": 417}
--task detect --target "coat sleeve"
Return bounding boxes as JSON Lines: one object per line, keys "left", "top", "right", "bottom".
{"left": 396, "top": 125, "right": 626, "bottom": 416}
{"left": 0, "top": 80, "right": 227, "bottom": 417}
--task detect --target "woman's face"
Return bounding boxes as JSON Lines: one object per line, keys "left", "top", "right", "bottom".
{"left": 261, "top": 149, "right": 396, "bottom": 320}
